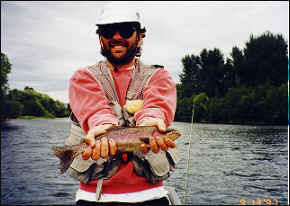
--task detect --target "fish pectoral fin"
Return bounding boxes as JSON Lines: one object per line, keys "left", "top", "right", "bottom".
{"left": 139, "top": 137, "right": 149, "bottom": 144}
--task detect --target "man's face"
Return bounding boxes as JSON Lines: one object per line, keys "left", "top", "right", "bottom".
{"left": 98, "top": 23, "right": 141, "bottom": 65}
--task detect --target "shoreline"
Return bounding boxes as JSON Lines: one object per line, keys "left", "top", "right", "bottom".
{"left": 5, "top": 116, "right": 69, "bottom": 120}
{"left": 2, "top": 117, "right": 287, "bottom": 126}
{"left": 175, "top": 120, "right": 288, "bottom": 126}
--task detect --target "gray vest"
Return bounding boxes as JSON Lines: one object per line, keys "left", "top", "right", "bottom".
{"left": 65, "top": 59, "right": 179, "bottom": 185}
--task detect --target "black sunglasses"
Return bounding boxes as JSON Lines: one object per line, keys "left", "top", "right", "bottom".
{"left": 97, "top": 23, "right": 138, "bottom": 39}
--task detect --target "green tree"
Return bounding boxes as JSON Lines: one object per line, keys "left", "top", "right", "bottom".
{"left": 0, "top": 53, "right": 70, "bottom": 120}
{"left": 200, "top": 48, "right": 227, "bottom": 97}
{"left": 54, "top": 100, "right": 69, "bottom": 117}
{"left": 0, "top": 53, "right": 12, "bottom": 120}
{"left": 224, "top": 87, "right": 253, "bottom": 123}
{"left": 237, "top": 31, "right": 288, "bottom": 86}
{"left": 5, "top": 100, "right": 24, "bottom": 118}
{"left": 175, "top": 31, "right": 288, "bottom": 125}
{"left": 1, "top": 53, "right": 12, "bottom": 95}
{"left": 207, "top": 97, "right": 228, "bottom": 122}
{"left": 179, "top": 54, "right": 203, "bottom": 98}
{"left": 193, "top": 92, "right": 209, "bottom": 121}
{"left": 277, "top": 83, "right": 288, "bottom": 123}
{"left": 175, "top": 97, "right": 193, "bottom": 122}
{"left": 6, "top": 88, "right": 69, "bottom": 118}
{"left": 8, "top": 89, "right": 47, "bottom": 117}
{"left": 230, "top": 46, "right": 244, "bottom": 87}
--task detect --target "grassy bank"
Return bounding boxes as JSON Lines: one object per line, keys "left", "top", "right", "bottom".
{"left": 18, "top": 115, "right": 56, "bottom": 120}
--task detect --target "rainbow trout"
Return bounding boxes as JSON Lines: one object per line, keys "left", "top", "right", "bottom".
{"left": 53, "top": 126, "right": 181, "bottom": 174}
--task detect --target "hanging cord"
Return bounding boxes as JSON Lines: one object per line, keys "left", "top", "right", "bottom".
{"left": 184, "top": 103, "right": 195, "bottom": 204}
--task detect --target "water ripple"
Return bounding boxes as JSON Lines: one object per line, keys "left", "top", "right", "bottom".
{"left": 51, "top": 192, "right": 71, "bottom": 198}
{"left": 1, "top": 120, "right": 288, "bottom": 205}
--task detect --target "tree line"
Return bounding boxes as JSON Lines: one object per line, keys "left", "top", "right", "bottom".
{"left": 175, "top": 31, "right": 288, "bottom": 125}
{"left": 0, "top": 53, "right": 70, "bottom": 121}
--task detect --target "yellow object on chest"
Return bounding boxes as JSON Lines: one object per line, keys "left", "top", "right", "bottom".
{"left": 124, "top": 100, "right": 144, "bottom": 114}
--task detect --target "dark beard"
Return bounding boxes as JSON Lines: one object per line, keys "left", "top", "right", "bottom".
{"left": 101, "top": 40, "right": 138, "bottom": 65}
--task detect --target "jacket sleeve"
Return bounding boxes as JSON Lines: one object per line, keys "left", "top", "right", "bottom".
{"left": 134, "top": 68, "right": 177, "bottom": 127}
{"left": 69, "top": 69, "right": 119, "bottom": 133}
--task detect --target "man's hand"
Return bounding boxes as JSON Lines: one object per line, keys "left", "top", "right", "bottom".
{"left": 82, "top": 124, "right": 117, "bottom": 160}
{"left": 137, "top": 117, "right": 176, "bottom": 153}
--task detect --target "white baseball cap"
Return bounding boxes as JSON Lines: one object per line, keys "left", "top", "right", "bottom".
{"left": 96, "top": 2, "right": 142, "bottom": 26}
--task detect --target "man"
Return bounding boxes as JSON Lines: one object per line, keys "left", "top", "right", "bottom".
{"left": 68, "top": 2, "right": 178, "bottom": 205}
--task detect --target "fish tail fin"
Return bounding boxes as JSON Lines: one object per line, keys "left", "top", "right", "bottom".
{"left": 52, "top": 146, "right": 77, "bottom": 174}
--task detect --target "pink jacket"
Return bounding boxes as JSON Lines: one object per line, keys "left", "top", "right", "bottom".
{"left": 69, "top": 64, "right": 177, "bottom": 194}
{"left": 69, "top": 66, "right": 177, "bottom": 133}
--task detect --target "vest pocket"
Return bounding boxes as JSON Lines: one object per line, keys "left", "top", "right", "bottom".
{"left": 132, "top": 148, "right": 179, "bottom": 184}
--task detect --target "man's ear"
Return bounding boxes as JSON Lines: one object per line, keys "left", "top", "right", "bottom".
{"left": 99, "top": 36, "right": 104, "bottom": 49}
{"left": 137, "top": 33, "right": 143, "bottom": 48}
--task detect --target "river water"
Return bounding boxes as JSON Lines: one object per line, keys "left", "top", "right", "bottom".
{"left": 1, "top": 119, "right": 288, "bottom": 205}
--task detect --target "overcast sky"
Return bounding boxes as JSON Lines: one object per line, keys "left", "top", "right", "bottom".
{"left": 1, "top": 1, "right": 289, "bottom": 103}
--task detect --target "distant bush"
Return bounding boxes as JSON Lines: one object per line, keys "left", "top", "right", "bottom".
{"left": 5, "top": 88, "right": 69, "bottom": 119}
{"left": 205, "top": 83, "right": 288, "bottom": 124}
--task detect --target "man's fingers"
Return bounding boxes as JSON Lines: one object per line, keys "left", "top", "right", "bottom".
{"left": 92, "top": 140, "right": 101, "bottom": 160}
{"left": 86, "top": 124, "right": 114, "bottom": 147}
{"left": 100, "top": 137, "right": 109, "bottom": 158}
{"left": 149, "top": 136, "right": 159, "bottom": 153}
{"left": 156, "top": 136, "right": 168, "bottom": 151}
{"left": 164, "top": 137, "right": 176, "bottom": 148}
{"left": 109, "top": 139, "right": 117, "bottom": 156}
{"left": 84, "top": 124, "right": 115, "bottom": 160}
{"left": 95, "top": 124, "right": 113, "bottom": 136}
{"left": 138, "top": 120, "right": 155, "bottom": 127}
{"left": 82, "top": 147, "right": 92, "bottom": 160}
{"left": 138, "top": 117, "right": 166, "bottom": 133}
{"left": 91, "top": 139, "right": 117, "bottom": 160}
{"left": 85, "top": 135, "right": 95, "bottom": 147}
{"left": 157, "top": 121, "right": 166, "bottom": 133}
